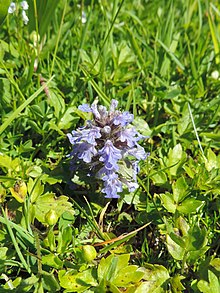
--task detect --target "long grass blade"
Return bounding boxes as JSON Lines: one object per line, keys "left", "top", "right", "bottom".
{"left": 0, "top": 75, "right": 54, "bottom": 135}
{"left": 157, "top": 39, "right": 185, "bottom": 71}
{"left": 1, "top": 208, "right": 31, "bottom": 274}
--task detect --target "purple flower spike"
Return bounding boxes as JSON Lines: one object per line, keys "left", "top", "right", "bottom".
{"left": 67, "top": 99, "right": 148, "bottom": 198}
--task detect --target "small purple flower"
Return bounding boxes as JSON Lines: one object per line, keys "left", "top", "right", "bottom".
{"left": 91, "top": 103, "right": 101, "bottom": 120}
{"left": 80, "top": 126, "right": 101, "bottom": 145}
{"left": 127, "top": 145, "right": 147, "bottom": 160}
{"left": 113, "top": 111, "right": 134, "bottom": 127}
{"left": 67, "top": 99, "right": 148, "bottom": 198}
{"left": 78, "top": 104, "right": 92, "bottom": 112}
{"left": 109, "top": 99, "right": 118, "bottom": 113}
{"left": 102, "top": 172, "right": 123, "bottom": 198}
{"left": 77, "top": 143, "right": 97, "bottom": 163}
{"left": 118, "top": 127, "right": 138, "bottom": 148}
{"left": 99, "top": 140, "right": 122, "bottom": 170}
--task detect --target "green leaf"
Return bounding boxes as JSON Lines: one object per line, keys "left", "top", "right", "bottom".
{"left": 112, "top": 266, "right": 145, "bottom": 287}
{"left": 177, "top": 198, "right": 204, "bottom": 214}
{"left": 0, "top": 247, "right": 8, "bottom": 260}
{"left": 170, "top": 275, "right": 185, "bottom": 293}
{"left": 41, "top": 254, "right": 63, "bottom": 269}
{"left": 150, "top": 171, "right": 167, "bottom": 186}
{"left": 42, "top": 271, "right": 60, "bottom": 292}
{"left": 169, "top": 231, "right": 186, "bottom": 249}
{"left": 47, "top": 88, "right": 65, "bottom": 119}
{"left": 205, "top": 149, "right": 219, "bottom": 171}
{"left": 98, "top": 254, "right": 130, "bottom": 283}
{"left": 176, "top": 216, "right": 189, "bottom": 237}
{"left": 188, "top": 246, "right": 209, "bottom": 262}
{"left": 210, "top": 258, "right": 220, "bottom": 272}
{"left": 166, "top": 234, "right": 185, "bottom": 260}
{"left": 58, "top": 268, "right": 97, "bottom": 292}
{"left": 28, "top": 177, "right": 44, "bottom": 203}
{"left": 197, "top": 270, "right": 220, "bottom": 293}
{"left": 34, "top": 193, "right": 72, "bottom": 224}
{"left": 133, "top": 117, "right": 152, "bottom": 137}
{"left": 0, "top": 0, "right": 10, "bottom": 26}
{"left": 136, "top": 264, "right": 170, "bottom": 293}
{"left": 160, "top": 192, "right": 176, "bottom": 213}
{"left": 167, "top": 143, "right": 184, "bottom": 176}
{"left": 58, "top": 106, "right": 78, "bottom": 130}
{"left": 172, "top": 177, "right": 188, "bottom": 203}
{"left": 186, "top": 224, "right": 208, "bottom": 251}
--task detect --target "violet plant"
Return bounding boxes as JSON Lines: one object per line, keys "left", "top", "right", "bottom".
{"left": 67, "top": 99, "right": 147, "bottom": 198}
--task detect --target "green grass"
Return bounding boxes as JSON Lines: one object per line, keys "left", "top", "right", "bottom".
{"left": 0, "top": 0, "right": 220, "bottom": 292}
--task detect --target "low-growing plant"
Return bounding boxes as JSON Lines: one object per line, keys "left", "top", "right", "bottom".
{"left": 0, "top": 0, "right": 219, "bottom": 292}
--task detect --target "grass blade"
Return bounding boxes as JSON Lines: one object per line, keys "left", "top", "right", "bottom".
{"left": 1, "top": 208, "right": 31, "bottom": 274}
{"left": 0, "top": 75, "right": 54, "bottom": 135}
{"left": 157, "top": 39, "right": 185, "bottom": 71}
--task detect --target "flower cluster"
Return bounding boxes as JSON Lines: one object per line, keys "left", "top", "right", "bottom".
{"left": 8, "top": 1, "right": 29, "bottom": 25}
{"left": 67, "top": 99, "right": 147, "bottom": 198}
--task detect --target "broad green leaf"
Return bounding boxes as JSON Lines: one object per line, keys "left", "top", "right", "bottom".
{"left": 59, "top": 211, "right": 75, "bottom": 230}
{"left": 177, "top": 111, "right": 190, "bottom": 136}
{"left": 187, "top": 246, "right": 209, "bottom": 262}
{"left": 176, "top": 216, "right": 189, "bottom": 237}
{"left": 166, "top": 234, "right": 185, "bottom": 260}
{"left": 205, "top": 149, "right": 219, "bottom": 171}
{"left": 210, "top": 258, "right": 220, "bottom": 272}
{"left": 0, "top": 247, "right": 8, "bottom": 260}
{"left": 112, "top": 266, "right": 144, "bottom": 287}
{"left": 170, "top": 275, "right": 185, "bottom": 293}
{"left": 172, "top": 177, "right": 188, "bottom": 203}
{"left": 58, "top": 106, "right": 78, "bottom": 130}
{"left": 133, "top": 117, "right": 152, "bottom": 137}
{"left": 167, "top": 143, "right": 184, "bottom": 176}
{"left": 137, "top": 264, "right": 170, "bottom": 293}
{"left": 42, "top": 271, "right": 60, "bottom": 292}
{"left": 41, "top": 254, "right": 63, "bottom": 269}
{"left": 160, "top": 192, "right": 176, "bottom": 213}
{"left": 186, "top": 224, "right": 208, "bottom": 251}
{"left": 27, "top": 165, "right": 43, "bottom": 178}
{"left": 58, "top": 268, "right": 97, "bottom": 292}
{"left": 177, "top": 198, "right": 204, "bottom": 214}
{"left": 57, "top": 226, "right": 73, "bottom": 254}
{"left": 34, "top": 193, "right": 72, "bottom": 224}
{"left": 169, "top": 232, "right": 186, "bottom": 248}
{"left": 150, "top": 171, "right": 167, "bottom": 185}
{"left": 98, "top": 254, "right": 130, "bottom": 283}
{"left": 197, "top": 270, "right": 220, "bottom": 293}
{"left": 28, "top": 177, "right": 44, "bottom": 203}
{"left": 47, "top": 89, "right": 65, "bottom": 119}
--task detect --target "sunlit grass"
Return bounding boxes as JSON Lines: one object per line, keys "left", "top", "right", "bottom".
{"left": 0, "top": 0, "right": 219, "bottom": 292}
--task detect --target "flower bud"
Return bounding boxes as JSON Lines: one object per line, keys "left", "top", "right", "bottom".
{"left": 45, "top": 210, "right": 59, "bottom": 226}
{"left": 81, "top": 245, "right": 97, "bottom": 262}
